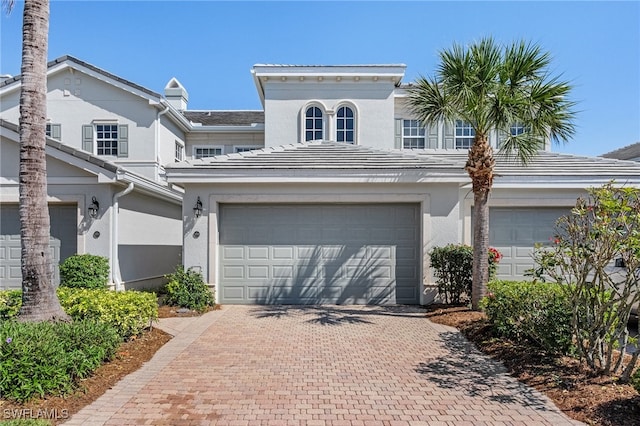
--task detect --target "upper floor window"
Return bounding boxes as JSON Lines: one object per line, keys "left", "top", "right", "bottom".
{"left": 402, "top": 120, "right": 425, "bottom": 149}
{"left": 336, "top": 106, "right": 355, "bottom": 143}
{"left": 235, "top": 146, "right": 261, "bottom": 153}
{"left": 194, "top": 146, "right": 222, "bottom": 159}
{"left": 96, "top": 124, "right": 119, "bottom": 156}
{"left": 305, "top": 107, "right": 324, "bottom": 142}
{"left": 45, "top": 123, "right": 61, "bottom": 140}
{"left": 82, "top": 123, "right": 128, "bottom": 157}
{"left": 175, "top": 141, "right": 184, "bottom": 162}
{"left": 510, "top": 123, "right": 527, "bottom": 136}
{"left": 455, "top": 120, "right": 475, "bottom": 149}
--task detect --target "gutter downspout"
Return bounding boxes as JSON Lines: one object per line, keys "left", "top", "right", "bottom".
{"left": 111, "top": 182, "right": 134, "bottom": 291}
{"left": 156, "top": 105, "right": 170, "bottom": 179}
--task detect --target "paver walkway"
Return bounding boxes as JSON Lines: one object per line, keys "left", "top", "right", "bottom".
{"left": 64, "top": 305, "right": 582, "bottom": 425}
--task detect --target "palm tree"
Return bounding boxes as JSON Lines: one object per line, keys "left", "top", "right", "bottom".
{"left": 406, "top": 38, "right": 576, "bottom": 310}
{"left": 6, "top": 0, "right": 69, "bottom": 321}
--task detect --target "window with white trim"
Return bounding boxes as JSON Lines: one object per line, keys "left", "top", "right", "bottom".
{"left": 194, "top": 146, "right": 223, "bottom": 159}
{"left": 45, "top": 123, "right": 61, "bottom": 140}
{"left": 510, "top": 123, "right": 526, "bottom": 136}
{"left": 175, "top": 141, "right": 184, "bottom": 162}
{"left": 336, "top": 106, "right": 355, "bottom": 143}
{"left": 96, "top": 124, "right": 119, "bottom": 156}
{"left": 305, "top": 106, "right": 324, "bottom": 141}
{"left": 455, "top": 120, "right": 475, "bottom": 149}
{"left": 402, "top": 120, "right": 426, "bottom": 149}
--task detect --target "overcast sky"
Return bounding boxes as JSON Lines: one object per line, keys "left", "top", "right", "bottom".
{"left": 2, "top": 1, "right": 638, "bottom": 157}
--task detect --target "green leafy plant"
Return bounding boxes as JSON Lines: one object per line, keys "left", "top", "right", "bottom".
{"left": 59, "top": 254, "right": 109, "bottom": 289}
{"left": 429, "top": 244, "right": 502, "bottom": 304}
{"left": 164, "top": 266, "right": 215, "bottom": 312}
{"left": 0, "top": 320, "right": 120, "bottom": 402}
{"left": 481, "top": 280, "right": 573, "bottom": 354}
{"left": 0, "top": 290, "right": 22, "bottom": 320}
{"left": 530, "top": 182, "right": 640, "bottom": 380}
{"left": 57, "top": 288, "right": 158, "bottom": 339}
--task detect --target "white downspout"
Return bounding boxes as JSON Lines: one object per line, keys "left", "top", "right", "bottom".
{"left": 111, "top": 182, "right": 134, "bottom": 291}
{"left": 156, "top": 106, "right": 170, "bottom": 179}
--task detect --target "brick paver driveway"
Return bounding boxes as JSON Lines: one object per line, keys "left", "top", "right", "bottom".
{"left": 65, "top": 305, "right": 581, "bottom": 425}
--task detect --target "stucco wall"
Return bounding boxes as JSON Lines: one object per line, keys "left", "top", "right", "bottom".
{"left": 180, "top": 182, "right": 461, "bottom": 304}
{"left": 118, "top": 191, "right": 182, "bottom": 286}
{"left": 263, "top": 81, "right": 396, "bottom": 149}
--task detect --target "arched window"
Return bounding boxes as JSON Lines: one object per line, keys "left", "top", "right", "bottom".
{"left": 305, "top": 106, "right": 324, "bottom": 141}
{"left": 336, "top": 106, "right": 355, "bottom": 143}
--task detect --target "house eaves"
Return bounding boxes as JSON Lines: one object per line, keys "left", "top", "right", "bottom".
{"left": 252, "top": 64, "right": 406, "bottom": 107}
{"left": 412, "top": 150, "right": 640, "bottom": 187}
{"left": 165, "top": 141, "right": 468, "bottom": 184}
{"left": 1, "top": 119, "right": 183, "bottom": 202}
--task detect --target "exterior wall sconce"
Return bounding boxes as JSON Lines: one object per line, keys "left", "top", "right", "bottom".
{"left": 88, "top": 196, "right": 99, "bottom": 218}
{"left": 193, "top": 196, "right": 203, "bottom": 218}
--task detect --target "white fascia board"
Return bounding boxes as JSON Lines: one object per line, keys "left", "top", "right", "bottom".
{"left": 491, "top": 176, "right": 640, "bottom": 188}
{"left": 166, "top": 169, "right": 467, "bottom": 184}
{"left": 189, "top": 124, "right": 265, "bottom": 133}
{"left": 116, "top": 170, "right": 183, "bottom": 204}
{"left": 252, "top": 64, "right": 407, "bottom": 77}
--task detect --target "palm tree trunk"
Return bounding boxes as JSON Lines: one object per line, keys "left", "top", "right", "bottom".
{"left": 466, "top": 134, "right": 495, "bottom": 310}
{"left": 18, "top": 0, "right": 69, "bottom": 322}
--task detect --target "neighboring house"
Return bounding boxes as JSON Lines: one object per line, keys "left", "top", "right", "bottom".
{"left": 3, "top": 57, "right": 640, "bottom": 304}
{"left": 601, "top": 142, "right": 640, "bottom": 162}
{"left": 165, "top": 64, "right": 640, "bottom": 305}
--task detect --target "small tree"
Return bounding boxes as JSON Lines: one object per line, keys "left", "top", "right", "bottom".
{"left": 532, "top": 182, "right": 640, "bottom": 380}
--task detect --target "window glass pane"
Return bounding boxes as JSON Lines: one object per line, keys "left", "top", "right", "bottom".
{"left": 315, "top": 119, "right": 322, "bottom": 128}
{"left": 337, "top": 132, "right": 344, "bottom": 142}
{"left": 345, "top": 108, "right": 353, "bottom": 118}
{"left": 306, "top": 131, "right": 313, "bottom": 141}
{"left": 346, "top": 120, "right": 353, "bottom": 130}
{"left": 306, "top": 119, "right": 313, "bottom": 128}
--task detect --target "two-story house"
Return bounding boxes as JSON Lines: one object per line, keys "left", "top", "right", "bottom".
{"left": 2, "top": 57, "right": 640, "bottom": 304}
{"left": 165, "top": 64, "right": 640, "bottom": 305}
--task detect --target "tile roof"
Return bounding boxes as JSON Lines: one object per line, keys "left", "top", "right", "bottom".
{"left": 183, "top": 111, "right": 264, "bottom": 126}
{"left": 601, "top": 142, "right": 640, "bottom": 161}
{"left": 167, "top": 141, "right": 464, "bottom": 171}
{"left": 412, "top": 150, "right": 640, "bottom": 179}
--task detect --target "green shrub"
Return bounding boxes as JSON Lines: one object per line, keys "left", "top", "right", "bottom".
{"left": 0, "top": 290, "right": 22, "bottom": 320}
{"left": 164, "top": 266, "right": 215, "bottom": 312}
{"left": 481, "top": 280, "right": 573, "bottom": 354}
{"left": 59, "top": 254, "right": 109, "bottom": 289}
{"left": 429, "top": 244, "right": 502, "bottom": 304}
{"left": 0, "top": 320, "right": 121, "bottom": 402}
{"left": 631, "top": 368, "right": 640, "bottom": 393}
{"left": 57, "top": 288, "right": 157, "bottom": 339}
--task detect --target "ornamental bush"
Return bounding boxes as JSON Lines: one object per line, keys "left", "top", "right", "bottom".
{"left": 59, "top": 254, "right": 109, "bottom": 289}
{"left": 0, "top": 290, "right": 21, "bottom": 320}
{"left": 164, "top": 266, "right": 215, "bottom": 312}
{"left": 530, "top": 182, "right": 640, "bottom": 379}
{"left": 429, "top": 244, "right": 502, "bottom": 304}
{"left": 57, "top": 288, "right": 158, "bottom": 339}
{"left": 481, "top": 280, "right": 573, "bottom": 354}
{"left": 0, "top": 320, "right": 121, "bottom": 402}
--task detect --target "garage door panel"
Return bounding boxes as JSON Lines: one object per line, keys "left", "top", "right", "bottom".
{"left": 487, "top": 207, "right": 567, "bottom": 281}
{"left": 1, "top": 204, "right": 76, "bottom": 289}
{"left": 219, "top": 204, "right": 419, "bottom": 305}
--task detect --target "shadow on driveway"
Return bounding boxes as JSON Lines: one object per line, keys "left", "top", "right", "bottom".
{"left": 249, "top": 304, "right": 426, "bottom": 326}
{"left": 416, "top": 330, "right": 557, "bottom": 410}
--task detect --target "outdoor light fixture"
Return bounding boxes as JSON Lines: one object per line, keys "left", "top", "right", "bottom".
{"left": 88, "top": 196, "right": 99, "bottom": 218}
{"left": 193, "top": 196, "right": 203, "bottom": 218}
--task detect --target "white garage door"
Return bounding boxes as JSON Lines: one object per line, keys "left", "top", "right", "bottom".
{"left": 489, "top": 207, "right": 568, "bottom": 280}
{"left": 0, "top": 205, "right": 77, "bottom": 289}
{"left": 219, "top": 204, "right": 420, "bottom": 305}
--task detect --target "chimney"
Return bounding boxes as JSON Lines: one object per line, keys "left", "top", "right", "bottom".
{"left": 164, "top": 77, "right": 188, "bottom": 111}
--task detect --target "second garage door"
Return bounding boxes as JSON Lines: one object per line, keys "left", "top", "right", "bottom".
{"left": 489, "top": 207, "right": 568, "bottom": 280}
{"left": 219, "top": 204, "right": 420, "bottom": 305}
